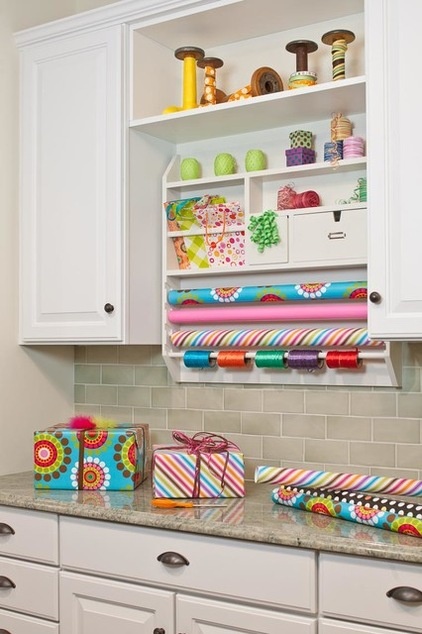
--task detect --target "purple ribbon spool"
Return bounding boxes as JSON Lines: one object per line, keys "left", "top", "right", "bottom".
{"left": 287, "top": 349, "right": 323, "bottom": 370}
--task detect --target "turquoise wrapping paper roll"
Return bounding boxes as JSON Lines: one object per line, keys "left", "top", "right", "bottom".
{"left": 167, "top": 281, "right": 367, "bottom": 306}
{"left": 272, "top": 485, "right": 422, "bottom": 539}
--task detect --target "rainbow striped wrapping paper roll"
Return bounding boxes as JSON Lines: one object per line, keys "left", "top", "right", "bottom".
{"left": 152, "top": 445, "right": 245, "bottom": 499}
{"left": 170, "top": 327, "right": 383, "bottom": 349}
{"left": 272, "top": 485, "right": 422, "bottom": 539}
{"left": 255, "top": 466, "right": 422, "bottom": 496}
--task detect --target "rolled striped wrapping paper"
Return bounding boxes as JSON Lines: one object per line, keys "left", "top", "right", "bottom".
{"left": 167, "top": 281, "right": 367, "bottom": 306}
{"left": 170, "top": 327, "right": 383, "bottom": 349}
{"left": 255, "top": 466, "right": 422, "bottom": 496}
{"left": 272, "top": 485, "right": 422, "bottom": 539}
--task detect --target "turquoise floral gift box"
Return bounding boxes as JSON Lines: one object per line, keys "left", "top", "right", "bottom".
{"left": 33, "top": 420, "right": 149, "bottom": 491}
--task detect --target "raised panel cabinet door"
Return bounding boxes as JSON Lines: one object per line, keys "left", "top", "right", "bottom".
{"left": 366, "top": 0, "right": 422, "bottom": 339}
{"left": 18, "top": 25, "right": 123, "bottom": 343}
{"left": 59, "top": 570, "right": 175, "bottom": 634}
{"left": 176, "top": 595, "right": 316, "bottom": 634}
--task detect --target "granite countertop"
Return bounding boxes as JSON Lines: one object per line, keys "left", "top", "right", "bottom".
{"left": 1, "top": 471, "right": 422, "bottom": 564}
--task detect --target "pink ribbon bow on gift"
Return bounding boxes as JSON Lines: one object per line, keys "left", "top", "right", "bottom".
{"left": 156, "top": 431, "right": 240, "bottom": 498}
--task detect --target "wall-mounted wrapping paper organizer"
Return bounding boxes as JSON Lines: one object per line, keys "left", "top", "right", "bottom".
{"left": 255, "top": 465, "right": 422, "bottom": 496}
{"left": 168, "top": 280, "right": 367, "bottom": 305}
{"left": 168, "top": 302, "right": 367, "bottom": 324}
{"left": 271, "top": 485, "right": 422, "bottom": 539}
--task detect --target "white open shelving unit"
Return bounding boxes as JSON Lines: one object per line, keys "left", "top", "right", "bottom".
{"left": 128, "top": 0, "right": 401, "bottom": 387}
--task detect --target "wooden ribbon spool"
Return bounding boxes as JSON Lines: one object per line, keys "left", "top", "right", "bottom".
{"left": 227, "top": 66, "right": 283, "bottom": 101}
{"left": 198, "top": 56, "right": 227, "bottom": 105}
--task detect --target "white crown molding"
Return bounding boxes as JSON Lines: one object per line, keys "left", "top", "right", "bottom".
{"left": 14, "top": 0, "right": 226, "bottom": 47}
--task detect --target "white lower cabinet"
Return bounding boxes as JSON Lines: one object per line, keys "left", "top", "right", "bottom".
{"left": 320, "top": 553, "right": 422, "bottom": 634}
{"left": 0, "top": 506, "right": 59, "bottom": 633}
{"left": 59, "top": 570, "right": 174, "bottom": 634}
{"left": 59, "top": 516, "right": 317, "bottom": 634}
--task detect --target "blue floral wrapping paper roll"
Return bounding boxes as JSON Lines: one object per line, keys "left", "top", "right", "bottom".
{"left": 272, "top": 484, "right": 422, "bottom": 539}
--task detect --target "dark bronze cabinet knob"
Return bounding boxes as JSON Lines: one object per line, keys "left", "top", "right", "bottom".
{"left": 104, "top": 303, "right": 114, "bottom": 314}
{"left": 369, "top": 291, "right": 382, "bottom": 304}
{"left": 153, "top": 629, "right": 165, "bottom": 634}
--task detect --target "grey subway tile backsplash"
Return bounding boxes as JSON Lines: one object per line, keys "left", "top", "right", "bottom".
{"left": 74, "top": 343, "right": 422, "bottom": 480}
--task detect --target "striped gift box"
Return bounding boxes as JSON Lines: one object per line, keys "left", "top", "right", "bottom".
{"left": 152, "top": 435, "right": 245, "bottom": 499}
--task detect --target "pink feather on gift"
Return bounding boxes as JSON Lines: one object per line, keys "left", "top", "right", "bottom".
{"left": 67, "top": 415, "right": 97, "bottom": 430}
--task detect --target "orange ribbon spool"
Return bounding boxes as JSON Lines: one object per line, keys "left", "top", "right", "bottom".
{"left": 216, "top": 350, "right": 250, "bottom": 367}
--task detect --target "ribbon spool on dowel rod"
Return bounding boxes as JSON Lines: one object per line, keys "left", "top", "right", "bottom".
{"left": 254, "top": 350, "right": 288, "bottom": 369}
{"left": 286, "top": 349, "right": 323, "bottom": 370}
{"left": 183, "top": 350, "right": 216, "bottom": 368}
{"left": 216, "top": 350, "right": 250, "bottom": 368}
{"left": 321, "top": 29, "right": 355, "bottom": 81}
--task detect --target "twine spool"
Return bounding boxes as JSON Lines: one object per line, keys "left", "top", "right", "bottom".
{"left": 325, "top": 349, "right": 362, "bottom": 369}
{"left": 331, "top": 113, "right": 352, "bottom": 141}
{"left": 277, "top": 184, "right": 297, "bottom": 210}
{"left": 255, "top": 350, "right": 288, "bottom": 368}
{"left": 286, "top": 349, "right": 323, "bottom": 370}
{"left": 183, "top": 350, "right": 216, "bottom": 368}
{"left": 324, "top": 140, "right": 343, "bottom": 162}
{"left": 343, "top": 136, "right": 365, "bottom": 159}
{"left": 216, "top": 350, "right": 250, "bottom": 367}
{"left": 331, "top": 38, "right": 348, "bottom": 80}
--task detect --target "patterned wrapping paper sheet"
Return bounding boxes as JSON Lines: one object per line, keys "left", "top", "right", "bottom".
{"left": 152, "top": 447, "right": 245, "bottom": 499}
{"left": 33, "top": 422, "right": 150, "bottom": 491}
{"left": 271, "top": 485, "right": 422, "bottom": 539}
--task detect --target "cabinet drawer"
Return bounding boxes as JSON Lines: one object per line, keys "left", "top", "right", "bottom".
{"left": 0, "top": 607, "right": 59, "bottom": 634}
{"left": 60, "top": 517, "right": 317, "bottom": 613}
{"left": 290, "top": 208, "right": 366, "bottom": 265}
{"left": 0, "top": 506, "right": 58, "bottom": 564}
{"left": 0, "top": 556, "right": 58, "bottom": 620}
{"left": 178, "top": 594, "right": 316, "bottom": 634}
{"left": 320, "top": 554, "right": 422, "bottom": 633}
{"left": 320, "top": 617, "right": 409, "bottom": 634}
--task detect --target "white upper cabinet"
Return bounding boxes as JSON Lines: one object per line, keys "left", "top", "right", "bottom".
{"left": 18, "top": 26, "right": 124, "bottom": 343}
{"left": 366, "top": 0, "right": 422, "bottom": 340}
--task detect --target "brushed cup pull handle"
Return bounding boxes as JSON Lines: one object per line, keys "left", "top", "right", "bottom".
{"left": 0, "top": 576, "right": 16, "bottom": 589}
{"left": 386, "top": 586, "right": 422, "bottom": 603}
{"left": 0, "top": 523, "right": 15, "bottom": 535}
{"left": 157, "top": 551, "right": 190, "bottom": 567}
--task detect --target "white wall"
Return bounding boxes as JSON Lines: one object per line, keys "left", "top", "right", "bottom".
{"left": 0, "top": 0, "right": 116, "bottom": 476}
